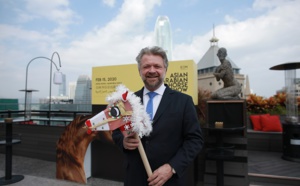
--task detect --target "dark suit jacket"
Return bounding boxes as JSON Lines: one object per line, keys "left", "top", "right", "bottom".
{"left": 112, "top": 85, "right": 203, "bottom": 186}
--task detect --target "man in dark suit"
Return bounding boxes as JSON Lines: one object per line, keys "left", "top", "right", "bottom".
{"left": 112, "top": 46, "right": 203, "bottom": 186}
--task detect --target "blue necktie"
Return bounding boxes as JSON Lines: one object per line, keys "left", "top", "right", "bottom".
{"left": 146, "top": 92, "right": 157, "bottom": 120}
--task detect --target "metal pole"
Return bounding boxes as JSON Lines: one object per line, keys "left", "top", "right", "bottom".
{"left": 24, "top": 54, "right": 61, "bottom": 122}
{"left": 49, "top": 58, "right": 53, "bottom": 125}
{"left": 48, "top": 52, "right": 62, "bottom": 125}
{"left": 5, "top": 118, "right": 12, "bottom": 180}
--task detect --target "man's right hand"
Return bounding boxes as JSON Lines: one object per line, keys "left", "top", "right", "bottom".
{"left": 123, "top": 132, "right": 139, "bottom": 150}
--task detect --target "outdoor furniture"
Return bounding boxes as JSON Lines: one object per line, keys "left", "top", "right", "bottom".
{"left": 270, "top": 62, "right": 300, "bottom": 162}
{"left": 0, "top": 118, "right": 24, "bottom": 185}
{"left": 282, "top": 123, "right": 300, "bottom": 162}
{"left": 203, "top": 100, "right": 249, "bottom": 186}
{"left": 204, "top": 126, "right": 244, "bottom": 186}
{"left": 247, "top": 114, "right": 283, "bottom": 152}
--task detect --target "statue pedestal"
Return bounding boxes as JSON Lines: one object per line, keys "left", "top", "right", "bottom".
{"left": 206, "top": 99, "right": 246, "bottom": 129}
{"left": 203, "top": 100, "right": 248, "bottom": 186}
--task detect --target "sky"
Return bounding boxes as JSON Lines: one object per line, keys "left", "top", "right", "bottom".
{"left": 0, "top": 0, "right": 300, "bottom": 101}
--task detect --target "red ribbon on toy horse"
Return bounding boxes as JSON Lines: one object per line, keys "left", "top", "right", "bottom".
{"left": 85, "top": 84, "right": 153, "bottom": 176}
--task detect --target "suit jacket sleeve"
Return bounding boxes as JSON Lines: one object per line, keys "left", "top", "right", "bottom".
{"left": 168, "top": 95, "right": 203, "bottom": 178}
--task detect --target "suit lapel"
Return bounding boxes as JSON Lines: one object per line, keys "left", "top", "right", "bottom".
{"left": 135, "top": 88, "right": 144, "bottom": 104}
{"left": 152, "top": 86, "right": 173, "bottom": 125}
{"left": 135, "top": 85, "right": 174, "bottom": 126}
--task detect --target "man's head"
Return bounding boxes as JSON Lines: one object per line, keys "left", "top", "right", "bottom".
{"left": 136, "top": 46, "right": 168, "bottom": 91}
{"left": 217, "top": 47, "right": 227, "bottom": 61}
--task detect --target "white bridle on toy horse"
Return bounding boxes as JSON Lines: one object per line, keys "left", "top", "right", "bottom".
{"left": 85, "top": 98, "right": 133, "bottom": 135}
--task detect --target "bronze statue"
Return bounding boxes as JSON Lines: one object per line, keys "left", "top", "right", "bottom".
{"left": 211, "top": 47, "right": 241, "bottom": 99}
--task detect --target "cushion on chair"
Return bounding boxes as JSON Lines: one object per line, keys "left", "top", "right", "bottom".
{"left": 249, "top": 114, "right": 269, "bottom": 131}
{"left": 260, "top": 114, "right": 283, "bottom": 132}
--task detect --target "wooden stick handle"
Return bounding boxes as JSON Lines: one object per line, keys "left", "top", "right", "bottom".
{"left": 135, "top": 133, "right": 152, "bottom": 177}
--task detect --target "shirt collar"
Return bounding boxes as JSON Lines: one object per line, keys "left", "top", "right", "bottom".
{"left": 143, "top": 84, "right": 166, "bottom": 96}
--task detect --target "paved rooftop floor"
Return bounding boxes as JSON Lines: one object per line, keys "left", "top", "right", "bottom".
{"left": 1, "top": 151, "right": 300, "bottom": 186}
{"left": 0, "top": 153, "right": 123, "bottom": 186}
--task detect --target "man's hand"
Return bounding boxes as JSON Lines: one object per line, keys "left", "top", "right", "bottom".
{"left": 123, "top": 132, "right": 139, "bottom": 150}
{"left": 147, "top": 164, "right": 173, "bottom": 186}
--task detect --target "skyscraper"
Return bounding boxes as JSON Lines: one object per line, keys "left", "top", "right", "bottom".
{"left": 68, "top": 82, "right": 76, "bottom": 100}
{"left": 74, "top": 75, "right": 91, "bottom": 111}
{"left": 58, "top": 73, "right": 66, "bottom": 96}
{"left": 154, "top": 16, "right": 173, "bottom": 60}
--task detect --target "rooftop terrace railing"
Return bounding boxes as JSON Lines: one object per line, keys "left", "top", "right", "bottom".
{"left": 0, "top": 109, "right": 92, "bottom": 127}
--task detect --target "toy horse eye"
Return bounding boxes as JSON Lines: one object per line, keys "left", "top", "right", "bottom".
{"left": 110, "top": 106, "right": 121, "bottom": 118}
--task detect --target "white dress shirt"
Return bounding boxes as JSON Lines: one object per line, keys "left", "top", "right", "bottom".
{"left": 143, "top": 84, "right": 166, "bottom": 119}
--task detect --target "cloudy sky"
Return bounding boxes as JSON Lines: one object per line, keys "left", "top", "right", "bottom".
{"left": 0, "top": 0, "right": 300, "bottom": 101}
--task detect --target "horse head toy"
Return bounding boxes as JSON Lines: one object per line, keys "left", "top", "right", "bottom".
{"left": 85, "top": 84, "right": 153, "bottom": 176}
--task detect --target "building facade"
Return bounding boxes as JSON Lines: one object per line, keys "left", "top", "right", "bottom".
{"left": 74, "top": 75, "right": 91, "bottom": 111}
{"left": 68, "top": 82, "right": 76, "bottom": 100}
{"left": 58, "top": 73, "right": 66, "bottom": 96}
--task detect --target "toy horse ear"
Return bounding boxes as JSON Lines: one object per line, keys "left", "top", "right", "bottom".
{"left": 122, "top": 91, "right": 128, "bottom": 101}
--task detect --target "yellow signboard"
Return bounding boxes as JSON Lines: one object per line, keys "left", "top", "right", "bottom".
{"left": 164, "top": 60, "right": 198, "bottom": 104}
{"left": 92, "top": 60, "right": 198, "bottom": 105}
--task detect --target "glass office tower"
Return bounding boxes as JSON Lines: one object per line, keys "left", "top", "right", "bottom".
{"left": 68, "top": 82, "right": 76, "bottom": 100}
{"left": 154, "top": 16, "right": 173, "bottom": 61}
{"left": 58, "top": 73, "right": 66, "bottom": 96}
{"left": 74, "top": 75, "right": 91, "bottom": 111}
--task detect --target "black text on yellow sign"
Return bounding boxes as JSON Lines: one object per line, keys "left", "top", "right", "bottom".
{"left": 92, "top": 60, "right": 198, "bottom": 105}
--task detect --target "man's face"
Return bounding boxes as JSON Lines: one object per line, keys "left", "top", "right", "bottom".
{"left": 139, "top": 54, "right": 167, "bottom": 91}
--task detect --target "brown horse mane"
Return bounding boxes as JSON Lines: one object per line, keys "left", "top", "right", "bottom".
{"left": 56, "top": 114, "right": 114, "bottom": 183}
